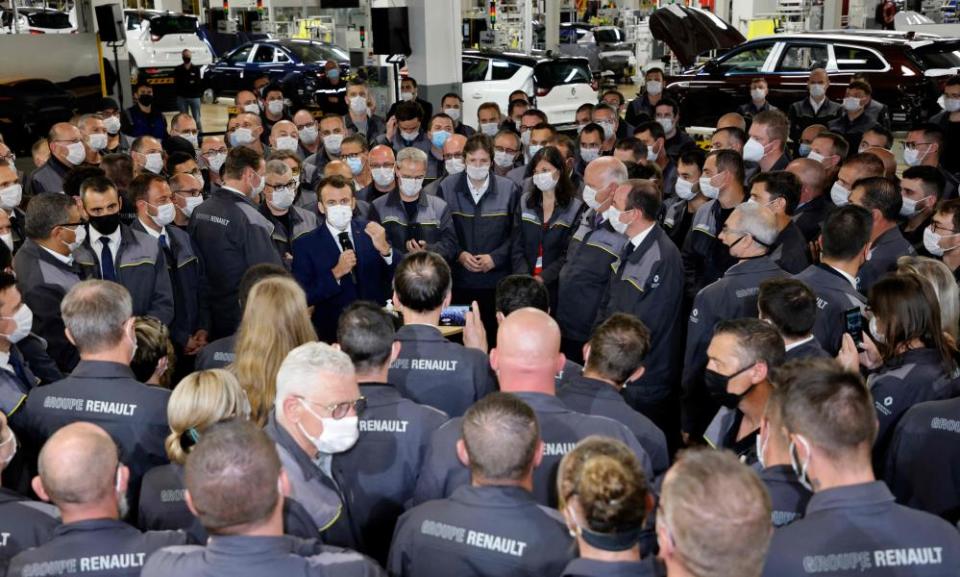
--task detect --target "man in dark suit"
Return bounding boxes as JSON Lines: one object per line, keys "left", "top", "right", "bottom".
{"left": 787, "top": 68, "right": 841, "bottom": 146}
{"left": 292, "top": 175, "right": 394, "bottom": 342}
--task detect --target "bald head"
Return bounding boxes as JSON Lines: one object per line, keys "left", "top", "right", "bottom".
{"left": 369, "top": 145, "right": 395, "bottom": 166}
{"left": 443, "top": 134, "right": 467, "bottom": 157}
{"left": 864, "top": 146, "right": 897, "bottom": 178}
{"left": 787, "top": 158, "right": 827, "bottom": 201}
{"left": 717, "top": 113, "right": 746, "bottom": 131}
{"left": 37, "top": 423, "right": 119, "bottom": 505}
{"left": 324, "top": 159, "right": 353, "bottom": 179}
{"left": 271, "top": 120, "right": 297, "bottom": 138}
{"left": 800, "top": 124, "right": 828, "bottom": 147}
{"left": 492, "top": 308, "right": 564, "bottom": 394}
{"left": 584, "top": 156, "right": 628, "bottom": 205}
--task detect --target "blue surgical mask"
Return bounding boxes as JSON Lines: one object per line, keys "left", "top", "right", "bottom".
{"left": 798, "top": 143, "right": 812, "bottom": 157}
{"left": 345, "top": 156, "right": 363, "bottom": 175}
{"left": 431, "top": 130, "right": 451, "bottom": 149}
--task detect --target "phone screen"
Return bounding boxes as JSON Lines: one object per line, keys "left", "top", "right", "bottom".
{"left": 844, "top": 307, "right": 863, "bottom": 346}
{"left": 440, "top": 305, "right": 470, "bottom": 327}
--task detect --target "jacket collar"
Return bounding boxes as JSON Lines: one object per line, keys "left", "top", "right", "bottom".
{"left": 69, "top": 360, "right": 138, "bottom": 380}
{"left": 725, "top": 256, "right": 781, "bottom": 276}
{"left": 450, "top": 484, "right": 537, "bottom": 508}
{"left": 358, "top": 382, "right": 405, "bottom": 407}
{"left": 804, "top": 481, "right": 895, "bottom": 516}
{"left": 396, "top": 324, "right": 445, "bottom": 342}
{"left": 53, "top": 518, "right": 133, "bottom": 537}
{"left": 512, "top": 391, "right": 570, "bottom": 413}
{"left": 563, "top": 374, "right": 622, "bottom": 400}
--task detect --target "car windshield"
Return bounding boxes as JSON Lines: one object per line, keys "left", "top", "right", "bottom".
{"left": 149, "top": 15, "right": 197, "bottom": 36}
{"left": 912, "top": 45, "right": 960, "bottom": 70}
{"left": 26, "top": 11, "right": 70, "bottom": 28}
{"left": 535, "top": 60, "right": 591, "bottom": 88}
{"left": 594, "top": 28, "right": 623, "bottom": 43}
{"left": 283, "top": 42, "right": 346, "bottom": 63}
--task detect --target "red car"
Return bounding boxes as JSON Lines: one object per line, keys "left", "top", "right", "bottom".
{"left": 650, "top": 5, "right": 960, "bottom": 129}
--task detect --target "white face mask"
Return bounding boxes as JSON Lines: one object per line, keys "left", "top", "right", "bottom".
{"left": 275, "top": 136, "right": 299, "bottom": 152}
{"left": 349, "top": 95, "right": 368, "bottom": 115}
{"left": 206, "top": 152, "right": 226, "bottom": 173}
{"left": 646, "top": 80, "right": 662, "bottom": 95}
{"left": 903, "top": 146, "right": 927, "bottom": 167}
{"left": 65, "top": 225, "right": 86, "bottom": 253}
{"left": 400, "top": 130, "right": 420, "bottom": 142}
{"left": 788, "top": 435, "right": 813, "bottom": 492}
{"left": 103, "top": 115, "right": 121, "bottom": 135}
{"left": 400, "top": 91, "right": 415, "bottom": 102}
{"left": 674, "top": 177, "right": 697, "bottom": 201}
{"left": 945, "top": 97, "right": 960, "bottom": 113}
{"left": 143, "top": 153, "right": 164, "bottom": 175}
{"left": 299, "top": 125, "right": 319, "bottom": 145}
{"left": 742, "top": 137, "right": 767, "bottom": 163}
{"left": 150, "top": 202, "right": 176, "bottom": 227}
{"left": 900, "top": 195, "right": 928, "bottom": 218}
{"left": 756, "top": 427, "right": 768, "bottom": 469}
{"left": 178, "top": 195, "right": 204, "bottom": 217}
{"left": 830, "top": 182, "right": 850, "bottom": 207}
{"left": 806, "top": 150, "right": 826, "bottom": 164}
{"left": 868, "top": 315, "right": 885, "bottom": 344}
{"left": 444, "top": 107, "right": 461, "bottom": 122}
{"left": 326, "top": 204, "right": 352, "bottom": 231}
{"left": 657, "top": 117, "right": 674, "bottom": 135}
{"left": 809, "top": 83, "right": 826, "bottom": 98}
{"left": 270, "top": 187, "right": 296, "bottom": 210}
{"left": 580, "top": 147, "right": 600, "bottom": 163}
{"left": 923, "top": 225, "right": 960, "bottom": 257}
{"left": 582, "top": 185, "right": 600, "bottom": 210}
{"left": 0, "top": 183, "right": 22, "bottom": 210}
{"left": 251, "top": 172, "right": 266, "bottom": 198}
{"left": 699, "top": 174, "right": 721, "bottom": 200}
{"left": 750, "top": 88, "right": 766, "bottom": 102}
{"left": 842, "top": 97, "right": 862, "bottom": 112}
{"left": 399, "top": 176, "right": 424, "bottom": 198}
{"left": 444, "top": 158, "right": 465, "bottom": 175}
{"left": 88, "top": 133, "right": 109, "bottom": 151}
{"left": 646, "top": 143, "right": 659, "bottom": 162}
{"left": 65, "top": 142, "right": 86, "bottom": 166}
{"left": 0, "top": 426, "right": 16, "bottom": 467}
{"left": 181, "top": 133, "right": 199, "bottom": 149}
{"left": 533, "top": 171, "right": 558, "bottom": 192}
{"left": 230, "top": 128, "right": 254, "bottom": 147}
{"left": 605, "top": 207, "right": 629, "bottom": 235}
{"left": 296, "top": 399, "right": 359, "bottom": 455}
{"left": 266, "top": 100, "right": 284, "bottom": 116}
{"left": 372, "top": 167, "right": 396, "bottom": 188}
{"left": 0, "top": 233, "right": 12, "bottom": 253}
{"left": 480, "top": 122, "right": 499, "bottom": 136}
{"left": 599, "top": 121, "right": 615, "bottom": 140}
{"left": 466, "top": 164, "right": 490, "bottom": 181}
{"left": 243, "top": 102, "right": 261, "bottom": 114}
{"left": 323, "top": 133, "right": 344, "bottom": 155}
{"left": 493, "top": 150, "right": 515, "bottom": 168}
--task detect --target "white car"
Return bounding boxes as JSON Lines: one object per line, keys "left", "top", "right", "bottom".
{"left": 461, "top": 50, "right": 597, "bottom": 129}
{"left": 123, "top": 10, "right": 213, "bottom": 82}
{"left": 20, "top": 8, "right": 75, "bottom": 34}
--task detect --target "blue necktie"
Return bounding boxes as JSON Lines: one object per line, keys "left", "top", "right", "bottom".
{"left": 99, "top": 237, "right": 117, "bottom": 281}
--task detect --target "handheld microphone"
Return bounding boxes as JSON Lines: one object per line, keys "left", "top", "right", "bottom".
{"left": 338, "top": 231, "right": 357, "bottom": 283}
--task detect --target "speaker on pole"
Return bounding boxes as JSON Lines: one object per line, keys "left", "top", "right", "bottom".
{"left": 95, "top": 4, "right": 123, "bottom": 43}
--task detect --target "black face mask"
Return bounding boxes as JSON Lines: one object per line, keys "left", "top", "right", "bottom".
{"left": 138, "top": 94, "right": 154, "bottom": 107}
{"left": 88, "top": 212, "right": 121, "bottom": 236}
{"left": 183, "top": 57, "right": 191, "bottom": 64}
{"left": 704, "top": 364, "right": 757, "bottom": 410}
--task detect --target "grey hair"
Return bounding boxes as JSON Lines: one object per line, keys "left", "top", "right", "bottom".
{"left": 592, "top": 157, "right": 628, "bottom": 189}
{"left": 75, "top": 113, "right": 104, "bottom": 129}
{"left": 61, "top": 281, "right": 133, "bottom": 354}
{"left": 264, "top": 159, "right": 292, "bottom": 178}
{"left": 897, "top": 255, "right": 960, "bottom": 341}
{"left": 25, "top": 192, "right": 74, "bottom": 240}
{"left": 396, "top": 146, "right": 428, "bottom": 168}
{"left": 274, "top": 342, "right": 355, "bottom": 403}
{"left": 734, "top": 202, "right": 779, "bottom": 247}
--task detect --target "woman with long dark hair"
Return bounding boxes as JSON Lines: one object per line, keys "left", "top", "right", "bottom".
{"left": 511, "top": 145, "right": 584, "bottom": 310}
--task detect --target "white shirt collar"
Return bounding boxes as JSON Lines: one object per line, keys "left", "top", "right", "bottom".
{"left": 828, "top": 263, "right": 858, "bottom": 290}
{"left": 630, "top": 224, "right": 654, "bottom": 250}
{"left": 40, "top": 245, "right": 73, "bottom": 266}
{"left": 467, "top": 176, "right": 489, "bottom": 204}
{"left": 326, "top": 220, "right": 351, "bottom": 245}
{"left": 784, "top": 334, "right": 816, "bottom": 352}
{"left": 809, "top": 96, "right": 824, "bottom": 113}
{"left": 138, "top": 218, "right": 166, "bottom": 240}
{"left": 87, "top": 222, "right": 122, "bottom": 254}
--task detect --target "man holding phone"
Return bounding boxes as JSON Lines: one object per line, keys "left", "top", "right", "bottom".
{"left": 795, "top": 205, "right": 873, "bottom": 356}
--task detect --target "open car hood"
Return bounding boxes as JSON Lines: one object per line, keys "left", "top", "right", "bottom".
{"left": 649, "top": 5, "right": 746, "bottom": 67}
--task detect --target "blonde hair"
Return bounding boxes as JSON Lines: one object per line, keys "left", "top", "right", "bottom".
{"left": 897, "top": 255, "right": 960, "bottom": 343}
{"left": 165, "top": 369, "right": 251, "bottom": 464}
{"left": 131, "top": 316, "right": 175, "bottom": 388}
{"left": 230, "top": 277, "right": 317, "bottom": 425}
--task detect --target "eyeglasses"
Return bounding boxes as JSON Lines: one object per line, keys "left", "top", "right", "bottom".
{"left": 932, "top": 222, "right": 959, "bottom": 235}
{"left": 300, "top": 395, "right": 366, "bottom": 420}
{"left": 203, "top": 148, "right": 228, "bottom": 156}
{"left": 494, "top": 146, "right": 519, "bottom": 156}
{"left": 268, "top": 179, "right": 298, "bottom": 189}
{"left": 57, "top": 221, "right": 84, "bottom": 228}
{"left": 903, "top": 141, "right": 932, "bottom": 150}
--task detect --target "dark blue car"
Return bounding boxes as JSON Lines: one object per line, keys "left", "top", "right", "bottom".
{"left": 201, "top": 39, "right": 350, "bottom": 106}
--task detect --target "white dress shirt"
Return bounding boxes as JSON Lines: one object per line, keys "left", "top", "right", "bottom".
{"left": 87, "top": 223, "right": 122, "bottom": 269}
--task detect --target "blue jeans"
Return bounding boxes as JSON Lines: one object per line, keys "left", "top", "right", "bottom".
{"left": 177, "top": 96, "right": 202, "bottom": 134}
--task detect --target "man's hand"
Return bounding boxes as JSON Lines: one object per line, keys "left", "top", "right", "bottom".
{"left": 463, "top": 300, "right": 488, "bottom": 354}
{"left": 184, "top": 329, "right": 209, "bottom": 355}
{"left": 405, "top": 239, "right": 427, "bottom": 253}
{"left": 385, "top": 116, "right": 397, "bottom": 141}
{"left": 458, "top": 251, "right": 483, "bottom": 272}
{"left": 332, "top": 250, "right": 358, "bottom": 279}
{"left": 475, "top": 254, "right": 495, "bottom": 272}
{"left": 365, "top": 221, "right": 391, "bottom": 255}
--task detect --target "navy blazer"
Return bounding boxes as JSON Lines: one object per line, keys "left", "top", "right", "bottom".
{"left": 292, "top": 219, "right": 395, "bottom": 342}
